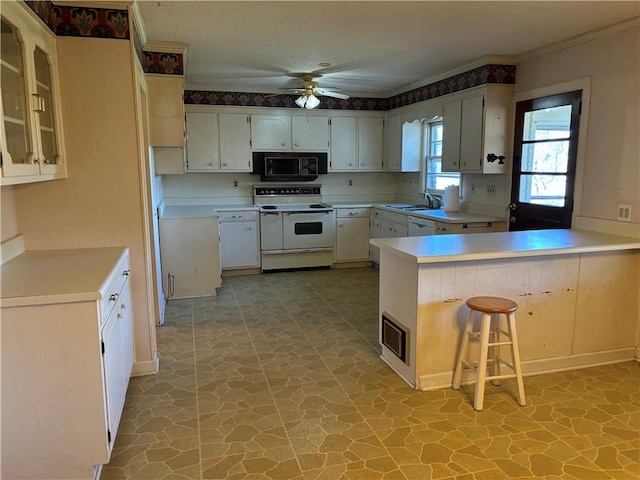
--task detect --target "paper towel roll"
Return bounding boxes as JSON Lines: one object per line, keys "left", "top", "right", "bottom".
{"left": 443, "top": 185, "right": 460, "bottom": 212}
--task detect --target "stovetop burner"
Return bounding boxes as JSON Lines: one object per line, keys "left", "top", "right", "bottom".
{"left": 309, "top": 204, "right": 324, "bottom": 209}
{"left": 261, "top": 205, "right": 277, "bottom": 210}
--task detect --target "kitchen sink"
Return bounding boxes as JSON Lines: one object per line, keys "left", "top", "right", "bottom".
{"left": 393, "top": 204, "right": 438, "bottom": 211}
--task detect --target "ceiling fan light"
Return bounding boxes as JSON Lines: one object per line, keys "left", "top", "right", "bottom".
{"left": 305, "top": 94, "right": 320, "bottom": 109}
{"left": 295, "top": 95, "right": 307, "bottom": 108}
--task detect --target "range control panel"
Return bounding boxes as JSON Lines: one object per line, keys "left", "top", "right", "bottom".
{"left": 253, "top": 185, "right": 322, "bottom": 196}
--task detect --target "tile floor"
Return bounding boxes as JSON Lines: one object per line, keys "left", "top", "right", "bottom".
{"left": 102, "top": 267, "right": 639, "bottom": 480}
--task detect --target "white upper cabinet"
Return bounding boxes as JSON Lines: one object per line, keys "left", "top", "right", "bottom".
{"left": 329, "top": 116, "right": 357, "bottom": 171}
{"left": 146, "top": 75, "right": 185, "bottom": 148}
{"left": 442, "top": 86, "right": 512, "bottom": 174}
{"left": 357, "top": 116, "right": 384, "bottom": 171}
{"left": 442, "top": 100, "right": 462, "bottom": 171}
{"left": 385, "top": 114, "right": 401, "bottom": 171}
{"left": 291, "top": 115, "right": 329, "bottom": 150}
{"left": 219, "top": 113, "right": 252, "bottom": 171}
{"left": 1, "top": 2, "right": 66, "bottom": 185}
{"left": 330, "top": 115, "right": 385, "bottom": 172}
{"left": 185, "top": 112, "right": 220, "bottom": 171}
{"left": 251, "top": 114, "right": 291, "bottom": 150}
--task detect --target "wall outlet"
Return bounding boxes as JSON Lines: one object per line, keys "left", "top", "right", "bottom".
{"left": 486, "top": 185, "right": 496, "bottom": 196}
{"left": 233, "top": 179, "right": 239, "bottom": 188}
{"left": 348, "top": 179, "right": 353, "bottom": 187}
{"left": 618, "top": 204, "right": 631, "bottom": 221}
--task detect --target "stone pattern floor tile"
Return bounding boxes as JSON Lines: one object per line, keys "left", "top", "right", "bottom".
{"left": 103, "top": 267, "right": 640, "bottom": 479}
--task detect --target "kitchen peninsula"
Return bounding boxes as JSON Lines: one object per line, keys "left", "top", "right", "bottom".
{"left": 370, "top": 229, "right": 640, "bottom": 390}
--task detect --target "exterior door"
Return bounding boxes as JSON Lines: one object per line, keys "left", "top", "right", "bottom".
{"left": 509, "top": 90, "right": 582, "bottom": 230}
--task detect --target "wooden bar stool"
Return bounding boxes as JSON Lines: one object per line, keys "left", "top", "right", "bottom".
{"left": 452, "top": 296, "right": 526, "bottom": 411}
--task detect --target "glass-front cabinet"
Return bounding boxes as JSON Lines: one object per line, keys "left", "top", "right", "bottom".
{"left": 1, "top": 2, "right": 65, "bottom": 185}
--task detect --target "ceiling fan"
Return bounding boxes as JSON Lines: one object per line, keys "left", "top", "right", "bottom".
{"left": 279, "top": 73, "right": 350, "bottom": 109}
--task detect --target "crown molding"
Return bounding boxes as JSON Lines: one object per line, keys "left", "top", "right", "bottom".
{"left": 53, "top": 0, "right": 133, "bottom": 8}
{"left": 130, "top": 1, "right": 146, "bottom": 46}
{"left": 144, "top": 40, "right": 188, "bottom": 55}
{"left": 383, "top": 55, "right": 516, "bottom": 98}
{"left": 517, "top": 16, "right": 640, "bottom": 62}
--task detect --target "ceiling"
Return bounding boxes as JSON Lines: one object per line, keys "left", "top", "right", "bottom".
{"left": 137, "top": 1, "right": 639, "bottom": 98}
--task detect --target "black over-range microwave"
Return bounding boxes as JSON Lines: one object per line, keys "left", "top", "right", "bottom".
{"left": 252, "top": 152, "right": 328, "bottom": 181}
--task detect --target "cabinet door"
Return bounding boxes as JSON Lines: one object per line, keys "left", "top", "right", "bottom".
{"left": 251, "top": 114, "right": 291, "bottom": 150}
{"left": 336, "top": 217, "right": 370, "bottom": 261}
{"left": 292, "top": 116, "right": 329, "bottom": 150}
{"left": 118, "top": 277, "right": 134, "bottom": 380}
{"left": 329, "top": 117, "right": 357, "bottom": 171}
{"left": 442, "top": 100, "right": 461, "bottom": 172}
{"left": 401, "top": 119, "right": 422, "bottom": 172}
{"left": 220, "top": 220, "right": 259, "bottom": 268}
{"left": 385, "top": 114, "right": 401, "bottom": 171}
{"left": 460, "top": 95, "right": 484, "bottom": 171}
{"left": 146, "top": 75, "right": 185, "bottom": 147}
{"left": 219, "top": 113, "right": 252, "bottom": 171}
{"left": 186, "top": 112, "right": 220, "bottom": 171}
{"left": 102, "top": 306, "right": 125, "bottom": 452}
{"left": 1, "top": 7, "right": 65, "bottom": 183}
{"left": 159, "top": 217, "right": 221, "bottom": 299}
{"left": 358, "top": 117, "right": 384, "bottom": 170}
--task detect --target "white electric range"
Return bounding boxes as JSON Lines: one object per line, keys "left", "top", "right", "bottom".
{"left": 253, "top": 185, "right": 335, "bottom": 271}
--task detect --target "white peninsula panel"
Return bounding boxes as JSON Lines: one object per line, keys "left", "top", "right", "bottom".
{"left": 372, "top": 229, "right": 640, "bottom": 390}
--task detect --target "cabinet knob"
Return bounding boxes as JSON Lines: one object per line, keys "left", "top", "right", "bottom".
{"left": 208, "top": 162, "right": 215, "bottom": 166}
{"left": 360, "top": 163, "right": 364, "bottom": 167}
{"left": 281, "top": 143, "right": 285, "bottom": 147}
{"left": 222, "top": 162, "right": 228, "bottom": 166}
{"left": 109, "top": 293, "right": 119, "bottom": 302}
{"left": 122, "top": 270, "right": 130, "bottom": 276}
{"left": 294, "top": 143, "right": 298, "bottom": 147}
{"left": 349, "top": 163, "right": 353, "bottom": 167}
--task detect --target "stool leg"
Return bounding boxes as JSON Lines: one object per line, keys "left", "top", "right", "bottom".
{"left": 452, "top": 309, "right": 473, "bottom": 389}
{"left": 491, "top": 314, "right": 501, "bottom": 386}
{"left": 506, "top": 312, "right": 526, "bottom": 406}
{"left": 474, "top": 313, "right": 492, "bottom": 411}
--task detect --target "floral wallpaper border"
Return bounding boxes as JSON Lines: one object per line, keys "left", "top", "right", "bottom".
{"left": 24, "top": 1, "right": 183, "bottom": 74}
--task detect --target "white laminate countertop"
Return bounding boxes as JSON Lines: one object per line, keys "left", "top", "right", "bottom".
{"left": 160, "top": 204, "right": 258, "bottom": 218}
{"left": 1, "top": 247, "right": 128, "bottom": 307}
{"left": 370, "top": 229, "right": 640, "bottom": 264}
{"left": 371, "top": 205, "right": 505, "bottom": 224}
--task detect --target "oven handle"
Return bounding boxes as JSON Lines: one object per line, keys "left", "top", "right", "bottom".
{"left": 260, "top": 212, "right": 281, "bottom": 216}
{"left": 283, "top": 211, "right": 333, "bottom": 215}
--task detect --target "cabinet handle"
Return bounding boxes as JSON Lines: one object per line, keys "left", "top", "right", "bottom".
{"left": 231, "top": 215, "right": 242, "bottom": 218}
{"left": 349, "top": 163, "right": 353, "bottom": 167}
{"left": 33, "top": 158, "right": 40, "bottom": 165}
{"left": 109, "top": 293, "right": 119, "bottom": 302}
{"left": 348, "top": 212, "right": 358, "bottom": 216}
{"left": 208, "top": 162, "right": 215, "bottom": 166}
{"left": 168, "top": 273, "right": 175, "bottom": 298}
{"left": 122, "top": 269, "right": 130, "bottom": 276}
{"left": 360, "top": 163, "right": 364, "bottom": 167}
{"left": 281, "top": 143, "right": 285, "bottom": 147}
{"left": 294, "top": 143, "right": 299, "bottom": 147}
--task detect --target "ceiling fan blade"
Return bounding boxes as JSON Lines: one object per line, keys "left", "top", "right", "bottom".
{"left": 317, "top": 89, "right": 350, "bottom": 100}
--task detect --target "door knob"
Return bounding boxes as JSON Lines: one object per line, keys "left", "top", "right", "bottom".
{"left": 509, "top": 203, "right": 517, "bottom": 211}
{"left": 510, "top": 216, "right": 516, "bottom": 223}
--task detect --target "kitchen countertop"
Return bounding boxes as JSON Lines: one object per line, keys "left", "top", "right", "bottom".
{"left": 160, "top": 205, "right": 220, "bottom": 218}
{"left": 1, "top": 247, "right": 128, "bottom": 307}
{"left": 371, "top": 204, "right": 505, "bottom": 224}
{"left": 370, "top": 229, "right": 640, "bottom": 264}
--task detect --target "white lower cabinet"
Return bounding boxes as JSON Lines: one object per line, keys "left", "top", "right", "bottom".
{"left": 370, "top": 208, "right": 408, "bottom": 264}
{"left": 219, "top": 210, "right": 260, "bottom": 270}
{"left": 159, "top": 212, "right": 222, "bottom": 299}
{"left": 335, "top": 207, "right": 371, "bottom": 263}
{"left": 0, "top": 248, "right": 133, "bottom": 479}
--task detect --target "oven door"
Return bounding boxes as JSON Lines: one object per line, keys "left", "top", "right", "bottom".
{"left": 260, "top": 212, "right": 283, "bottom": 251}
{"left": 282, "top": 211, "right": 335, "bottom": 250}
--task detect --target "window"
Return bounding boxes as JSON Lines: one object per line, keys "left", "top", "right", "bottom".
{"left": 423, "top": 120, "right": 459, "bottom": 191}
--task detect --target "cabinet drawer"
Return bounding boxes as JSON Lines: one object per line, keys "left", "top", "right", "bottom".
{"left": 336, "top": 207, "right": 369, "bottom": 218}
{"left": 101, "top": 273, "right": 120, "bottom": 323}
{"left": 218, "top": 210, "right": 258, "bottom": 221}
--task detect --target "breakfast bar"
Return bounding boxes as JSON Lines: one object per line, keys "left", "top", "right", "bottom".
{"left": 370, "top": 229, "right": 640, "bottom": 390}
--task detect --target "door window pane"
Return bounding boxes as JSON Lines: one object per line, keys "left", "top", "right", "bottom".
{"left": 523, "top": 105, "right": 571, "bottom": 141}
{"left": 522, "top": 141, "right": 569, "bottom": 173}
{"left": 519, "top": 174, "right": 566, "bottom": 207}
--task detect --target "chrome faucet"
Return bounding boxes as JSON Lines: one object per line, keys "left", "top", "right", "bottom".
{"left": 424, "top": 191, "right": 434, "bottom": 208}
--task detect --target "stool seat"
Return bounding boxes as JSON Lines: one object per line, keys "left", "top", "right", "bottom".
{"left": 466, "top": 296, "right": 517, "bottom": 314}
{"left": 453, "top": 296, "right": 525, "bottom": 411}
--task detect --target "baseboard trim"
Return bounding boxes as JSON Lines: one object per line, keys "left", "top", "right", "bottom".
{"left": 417, "top": 348, "right": 636, "bottom": 391}
{"left": 131, "top": 352, "right": 160, "bottom": 377}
